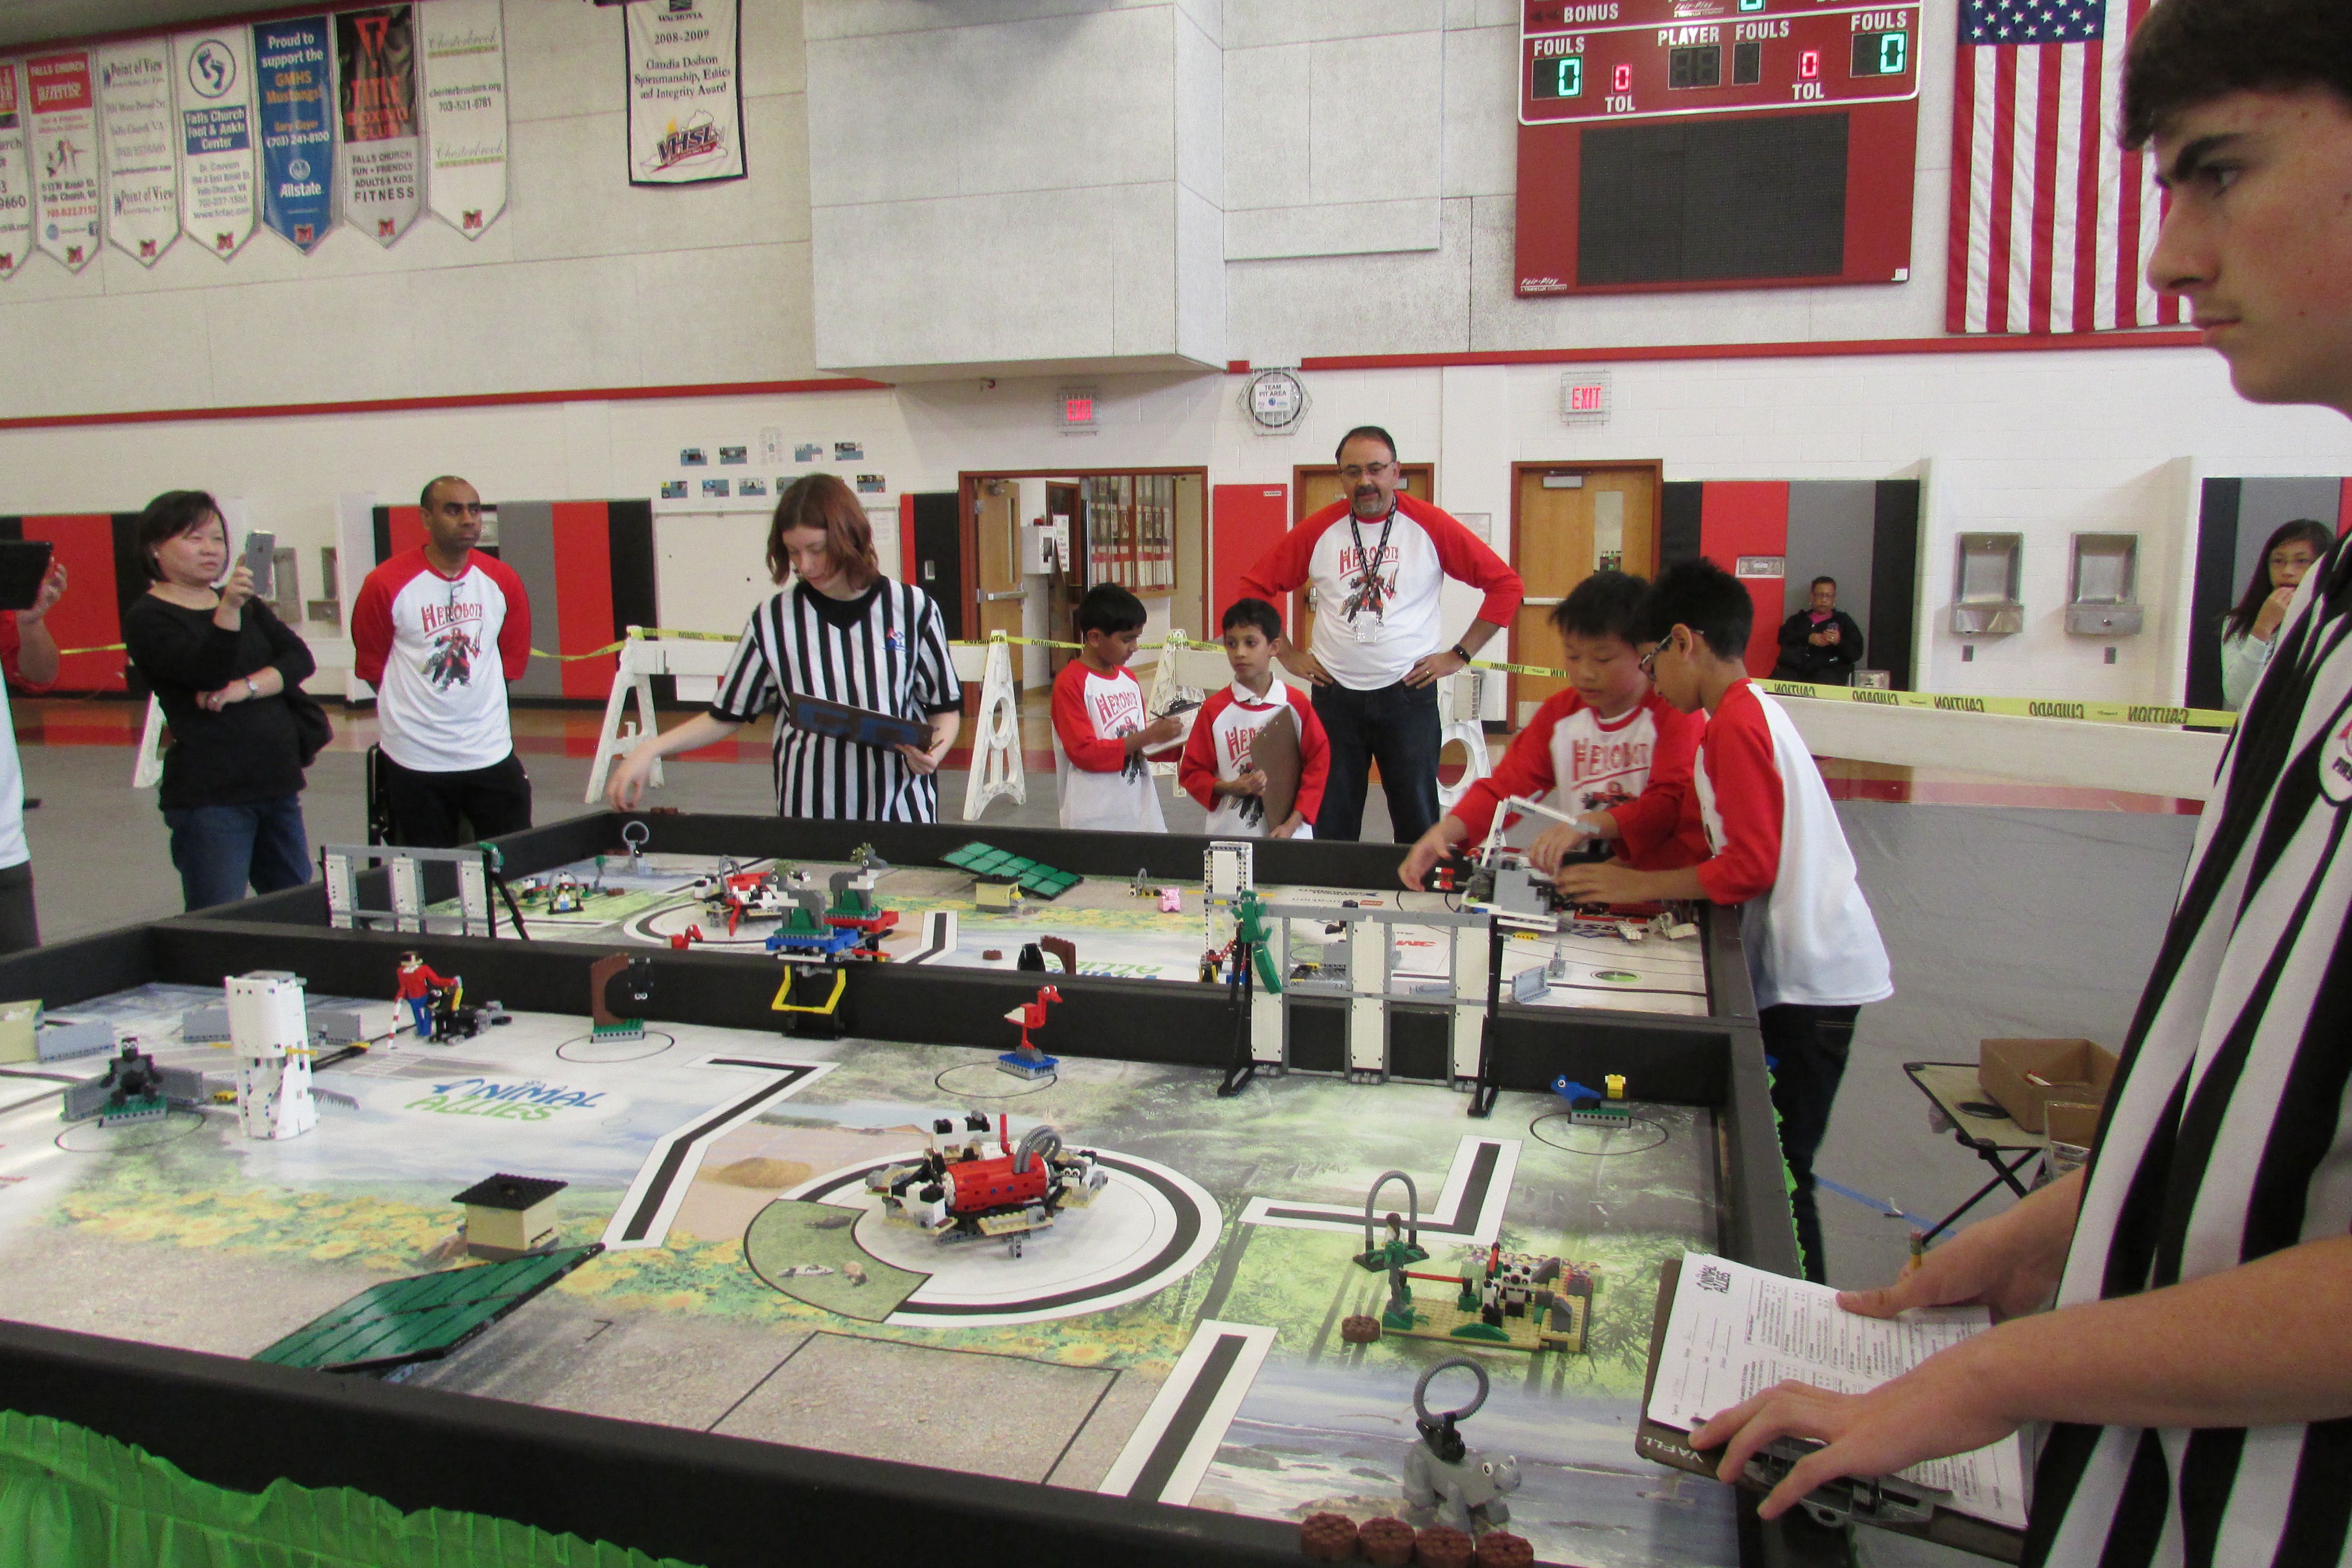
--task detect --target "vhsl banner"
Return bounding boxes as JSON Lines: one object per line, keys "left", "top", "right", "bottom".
{"left": 176, "top": 28, "right": 257, "bottom": 258}
{"left": 98, "top": 41, "right": 178, "bottom": 266}
{"left": 625, "top": 0, "right": 744, "bottom": 186}
{"left": 0, "top": 61, "right": 30, "bottom": 278}
{"left": 419, "top": 0, "right": 507, "bottom": 236}
{"left": 336, "top": 5, "right": 420, "bottom": 245}
{"left": 26, "top": 52, "right": 100, "bottom": 270}
{"left": 255, "top": 16, "right": 334, "bottom": 252}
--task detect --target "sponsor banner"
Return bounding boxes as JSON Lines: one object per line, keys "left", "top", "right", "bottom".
{"left": 97, "top": 41, "right": 178, "bottom": 266}
{"left": 0, "top": 62, "right": 30, "bottom": 278}
{"left": 26, "top": 52, "right": 101, "bottom": 271}
{"left": 625, "top": 0, "right": 744, "bottom": 186}
{"left": 336, "top": 5, "right": 420, "bottom": 246}
{"left": 254, "top": 16, "right": 334, "bottom": 252}
{"left": 420, "top": 0, "right": 507, "bottom": 237}
{"left": 176, "top": 28, "right": 257, "bottom": 258}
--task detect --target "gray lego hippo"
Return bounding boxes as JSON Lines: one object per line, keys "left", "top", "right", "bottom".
{"left": 1401, "top": 1358, "right": 1523, "bottom": 1535}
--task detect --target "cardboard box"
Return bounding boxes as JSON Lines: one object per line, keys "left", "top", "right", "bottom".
{"left": 2042, "top": 1100, "right": 2104, "bottom": 1150}
{"left": 1979, "top": 1038, "right": 2117, "bottom": 1133}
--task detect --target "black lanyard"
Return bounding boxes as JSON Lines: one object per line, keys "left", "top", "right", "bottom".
{"left": 1346, "top": 507, "right": 1397, "bottom": 619}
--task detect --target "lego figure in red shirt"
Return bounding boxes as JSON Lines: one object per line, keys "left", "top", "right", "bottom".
{"left": 1178, "top": 598, "right": 1331, "bottom": 839}
{"left": 396, "top": 950, "right": 454, "bottom": 1036}
{"left": 1399, "top": 572, "right": 1706, "bottom": 890}
{"left": 1557, "top": 559, "right": 1890, "bottom": 1284}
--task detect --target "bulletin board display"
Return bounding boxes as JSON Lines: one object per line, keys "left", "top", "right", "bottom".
{"left": 1514, "top": 0, "right": 1919, "bottom": 296}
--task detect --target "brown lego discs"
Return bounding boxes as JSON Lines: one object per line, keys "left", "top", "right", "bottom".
{"left": 1415, "top": 1527, "right": 1474, "bottom": 1568}
{"left": 1473, "top": 1532, "right": 1532, "bottom": 1568}
{"left": 1357, "top": 1516, "right": 1415, "bottom": 1566}
{"left": 1299, "top": 1513, "right": 1358, "bottom": 1561}
{"left": 983, "top": 950, "right": 1002, "bottom": 961}
{"left": 1339, "top": 1314, "right": 1381, "bottom": 1344}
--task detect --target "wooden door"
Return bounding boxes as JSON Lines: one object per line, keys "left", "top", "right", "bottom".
{"left": 1287, "top": 463, "right": 1436, "bottom": 654}
{"left": 974, "top": 480, "right": 1025, "bottom": 690}
{"left": 1509, "top": 464, "right": 1661, "bottom": 723}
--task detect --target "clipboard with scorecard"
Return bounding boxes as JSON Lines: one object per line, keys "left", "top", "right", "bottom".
{"left": 1637, "top": 1257, "right": 2028, "bottom": 1562}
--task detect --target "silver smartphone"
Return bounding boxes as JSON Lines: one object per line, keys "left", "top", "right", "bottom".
{"left": 240, "top": 531, "right": 275, "bottom": 597}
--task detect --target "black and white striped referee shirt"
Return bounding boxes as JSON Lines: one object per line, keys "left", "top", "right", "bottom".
{"left": 709, "top": 577, "right": 961, "bottom": 822}
{"left": 2027, "top": 538, "right": 2352, "bottom": 1566}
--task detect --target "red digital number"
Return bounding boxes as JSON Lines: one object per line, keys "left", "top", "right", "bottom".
{"left": 1613, "top": 62, "right": 1632, "bottom": 92}
{"left": 1800, "top": 50, "right": 1820, "bottom": 79}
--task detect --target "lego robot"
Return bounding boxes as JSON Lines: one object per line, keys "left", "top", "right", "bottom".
{"left": 866, "top": 1112, "right": 1107, "bottom": 1257}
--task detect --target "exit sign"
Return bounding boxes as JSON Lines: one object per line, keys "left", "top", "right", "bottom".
{"left": 1057, "top": 387, "right": 1100, "bottom": 434}
{"left": 1561, "top": 369, "right": 1612, "bottom": 425}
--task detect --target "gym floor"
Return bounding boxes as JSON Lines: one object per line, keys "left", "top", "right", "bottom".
{"left": 19, "top": 696, "right": 2197, "bottom": 1565}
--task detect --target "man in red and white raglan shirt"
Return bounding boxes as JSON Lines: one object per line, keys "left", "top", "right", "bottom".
{"left": 1240, "top": 426, "right": 1522, "bottom": 843}
{"left": 353, "top": 476, "right": 534, "bottom": 848}
{"left": 1179, "top": 598, "right": 1330, "bottom": 838}
{"left": 1399, "top": 572, "right": 1705, "bottom": 888}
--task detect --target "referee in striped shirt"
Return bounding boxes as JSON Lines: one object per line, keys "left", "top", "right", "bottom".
{"left": 1693, "top": 5, "right": 2352, "bottom": 1561}
{"left": 608, "top": 475, "right": 962, "bottom": 821}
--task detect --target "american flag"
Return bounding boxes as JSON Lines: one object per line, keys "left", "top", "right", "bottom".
{"left": 1947, "top": 0, "right": 2189, "bottom": 334}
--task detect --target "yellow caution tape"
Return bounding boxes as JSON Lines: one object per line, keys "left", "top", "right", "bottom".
{"left": 1756, "top": 677, "right": 2235, "bottom": 730}
{"left": 55, "top": 643, "right": 127, "bottom": 657}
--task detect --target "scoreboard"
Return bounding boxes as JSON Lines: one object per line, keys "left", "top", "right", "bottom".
{"left": 1521, "top": 0, "right": 1921, "bottom": 125}
{"left": 1513, "top": 0, "right": 1921, "bottom": 297}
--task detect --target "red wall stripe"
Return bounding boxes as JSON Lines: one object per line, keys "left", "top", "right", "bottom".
{"left": 1276, "top": 329, "right": 2199, "bottom": 374}
{"left": 899, "top": 493, "right": 918, "bottom": 585}
{"left": 1696, "top": 482, "right": 1791, "bottom": 676}
{"left": 550, "top": 502, "right": 616, "bottom": 700}
{"left": 2338, "top": 479, "right": 2352, "bottom": 537}
{"left": 21, "top": 514, "right": 126, "bottom": 691}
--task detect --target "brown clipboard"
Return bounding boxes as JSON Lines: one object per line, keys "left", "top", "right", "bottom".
{"left": 1636, "top": 1258, "right": 2028, "bottom": 1563}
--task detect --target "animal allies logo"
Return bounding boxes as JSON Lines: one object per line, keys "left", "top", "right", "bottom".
{"left": 2320, "top": 712, "right": 2352, "bottom": 807}
{"left": 405, "top": 1076, "right": 611, "bottom": 1121}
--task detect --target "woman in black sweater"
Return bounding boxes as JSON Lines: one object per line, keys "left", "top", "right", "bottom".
{"left": 122, "top": 491, "right": 321, "bottom": 910}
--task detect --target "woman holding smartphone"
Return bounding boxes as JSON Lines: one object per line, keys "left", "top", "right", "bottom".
{"left": 122, "top": 490, "right": 323, "bottom": 910}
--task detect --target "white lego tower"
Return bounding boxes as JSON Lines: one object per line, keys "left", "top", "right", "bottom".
{"left": 228, "top": 970, "right": 315, "bottom": 1140}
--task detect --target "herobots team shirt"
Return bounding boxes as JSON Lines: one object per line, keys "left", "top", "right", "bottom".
{"left": 352, "top": 549, "right": 531, "bottom": 773}
{"left": 1691, "top": 680, "right": 1891, "bottom": 1010}
{"left": 1450, "top": 689, "right": 1707, "bottom": 869}
{"left": 1238, "top": 493, "right": 1523, "bottom": 691}
{"left": 1177, "top": 680, "right": 1331, "bottom": 838}
{"left": 1051, "top": 662, "right": 1166, "bottom": 834}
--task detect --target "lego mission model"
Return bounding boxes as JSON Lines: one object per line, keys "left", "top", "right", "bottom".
{"left": 866, "top": 1113, "right": 1107, "bottom": 1257}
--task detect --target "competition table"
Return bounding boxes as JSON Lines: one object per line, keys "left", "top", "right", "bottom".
{"left": 0, "top": 813, "right": 1838, "bottom": 1568}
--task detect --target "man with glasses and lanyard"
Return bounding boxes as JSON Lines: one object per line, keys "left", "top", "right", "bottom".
{"left": 1238, "top": 427, "right": 1523, "bottom": 841}
{"left": 352, "top": 475, "right": 535, "bottom": 847}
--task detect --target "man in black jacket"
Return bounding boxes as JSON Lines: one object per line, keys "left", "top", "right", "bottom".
{"left": 1771, "top": 576, "right": 1865, "bottom": 685}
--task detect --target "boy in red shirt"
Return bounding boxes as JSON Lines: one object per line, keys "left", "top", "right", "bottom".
{"left": 1178, "top": 598, "right": 1331, "bottom": 839}
{"left": 1052, "top": 584, "right": 1185, "bottom": 833}
{"left": 1399, "top": 572, "right": 1706, "bottom": 889}
{"left": 1558, "top": 558, "right": 1891, "bottom": 1283}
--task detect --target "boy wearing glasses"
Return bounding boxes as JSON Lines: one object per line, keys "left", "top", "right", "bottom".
{"left": 1238, "top": 426, "right": 1523, "bottom": 843}
{"left": 1556, "top": 558, "right": 1890, "bottom": 1285}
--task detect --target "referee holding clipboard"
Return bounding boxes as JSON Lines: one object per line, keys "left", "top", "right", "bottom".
{"left": 607, "top": 475, "right": 962, "bottom": 821}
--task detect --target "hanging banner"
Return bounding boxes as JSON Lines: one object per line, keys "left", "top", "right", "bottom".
{"left": 625, "top": 0, "right": 744, "bottom": 186}
{"left": 335, "top": 5, "right": 420, "bottom": 245}
{"left": 176, "top": 28, "right": 257, "bottom": 259}
{"left": 420, "top": 0, "right": 507, "bottom": 236}
{"left": 26, "top": 52, "right": 100, "bottom": 271}
{"left": 0, "top": 62, "right": 30, "bottom": 278}
{"left": 254, "top": 16, "right": 334, "bottom": 252}
{"left": 98, "top": 42, "right": 178, "bottom": 266}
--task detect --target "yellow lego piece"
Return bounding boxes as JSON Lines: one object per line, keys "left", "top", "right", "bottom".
{"left": 1604, "top": 1073, "right": 1626, "bottom": 1100}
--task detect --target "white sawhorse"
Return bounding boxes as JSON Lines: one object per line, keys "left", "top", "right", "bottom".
{"left": 959, "top": 635, "right": 1021, "bottom": 820}
{"left": 1436, "top": 669, "right": 1493, "bottom": 812}
{"left": 583, "top": 631, "right": 742, "bottom": 804}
